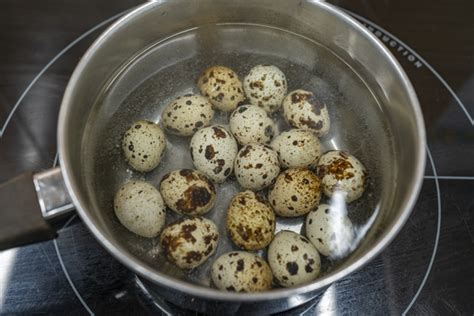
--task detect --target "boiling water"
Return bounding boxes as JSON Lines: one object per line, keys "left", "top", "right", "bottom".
{"left": 83, "top": 24, "right": 395, "bottom": 287}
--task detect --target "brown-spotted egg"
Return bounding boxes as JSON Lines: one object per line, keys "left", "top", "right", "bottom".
{"left": 243, "top": 65, "right": 287, "bottom": 113}
{"left": 271, "top": 129, "right": 321, "bottom": 169}
{"left": 122, "top": 120, "right": 166, "bottom": 172}
{"left": 305, "top": 203, "right": 355, "bottom": 257}
{"left": 316, "top": 150, "right": 367, "bottom": 203}
{"left": 114, "top": 181, "right": 166, "bottom": 238}
{"left": 226, "top": 190, "right": 275, "bottom": 250}
{"left": 190, "top": 125, "right": 238, "bottom": 183}
{"left": 211, "top": 251, "right": 273, "bottom": 292}
{"left": 268, "top": 168, "right": 321, "bottom": 217}
{"left": 160, "top": 217, "right": 219, "bottom": 269}
{"left": 229, "top": 104, "right": 276, "bottom": 145}
{"left": 267, "top": 230, "right": 321, "bottom": 287}
{"left": 159, "top": 169, "right": 216, "bottom": 216}
{"left": 197, "top": 66, "right": 245, "bottom": 112}
{"left": 234, "top": 144, "right": 280, "bottom": 191}
{"left": 162, "top": 94, "right": 214, "bottom": 136}
{"left": 282, "top": 89, "right": 330, "bottom": 137}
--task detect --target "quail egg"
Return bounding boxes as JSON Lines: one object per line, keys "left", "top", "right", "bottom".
{"left": 114, "top": 181, "right": 166, "bottom": 238}
{"left": 317, "top": 150, "right": 367, "bottom": 203}
{"left": 160, "top": 217, "right": 219, "bottom": 269}
{"left": 268, "top": 168, "right": 321, "bottom": 217}
{"left": 211, "top": 251, "right": 273, "bottom": 292}
{"left": 234, "top": 144, "right": 280, "bottom": 191}
{"left": 243, "top": 65, "right": 287, "bottom": 113}
{"left": 226, "top": 190, "right": 276, "bottom": 250}
{"left": 282, "top": 89, "right": 330, "bottom": 137}
{"left": 271, "top": 129, "right": 321, "bottom": 169}
{"left": 190, "top": 125, "right": 238, "bottom": 183}
{"left": 229, "top": 105, "right": 276, "bottom": 145}
{"left": 268, "top": 230, "right": 321, "bottom": 287}
{"left": 306, "top": 204, "right": 355, "bottom": 257}
{"left": 161, "top": 94, "right": 214, "bottom": 136}
{"left": 160, "top": 169, "right": 216, "bottom": 216}
{"left": 122, "top": 120, "right": 166, "bottom": 172}
{"left": 197, "top": 66, "right": 245, "bottom": 112}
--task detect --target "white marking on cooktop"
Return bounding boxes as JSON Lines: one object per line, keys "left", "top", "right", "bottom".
{"left": 54, "top": 240, "right": 94, "bottom": 316}
{"left": 0, "top": 9, "right": 134, "bottom": 138}
{"left": 403, "top": 147, "right": 442, "bottom": 315}
{"left": 342, "top": 8, "right": 444, "bottom": 314}
{"left": 344, "top": 9, "right": 474, "bottom": 126}
{"left": 35, "top": 7, "right": 134, "bottom": 314}
{"left": 52, "top": 151, "right": 89, "bottom": 313}
{"left": 299, "top": 300, "right": 319, "bottom": 315}
{"left": 58, "top": 214, "right": 78, "bottom": 233}
{"left": 425, "top": 175, "right": 474, "bottom": 180}
{"left": 135, "top": 277, "right": 173, "bottom": 316}
{"left": 52, "top": 151, "right": 59, "bottom": 168}
{"left": 333, "top": 10, "right": 447, "bottom": 313}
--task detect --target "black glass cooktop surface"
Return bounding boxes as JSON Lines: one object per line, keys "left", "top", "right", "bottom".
{"left": 0, "top": 0, "right": 473, "bottom": 315}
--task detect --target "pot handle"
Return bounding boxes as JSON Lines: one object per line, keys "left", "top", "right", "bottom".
{"left": 0, "top": 167, "right": 75, "bottom": 250}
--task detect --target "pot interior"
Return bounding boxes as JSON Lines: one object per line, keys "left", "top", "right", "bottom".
{"left": 60, "top": 0, "right": 424, "bottom": 298}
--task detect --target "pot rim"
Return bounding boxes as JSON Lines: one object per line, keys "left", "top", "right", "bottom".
{"left": 58, "top": 0, "right": 426, "bottom": 302}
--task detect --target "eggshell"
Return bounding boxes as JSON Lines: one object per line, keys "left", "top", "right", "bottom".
{"left": 243, "top": 65, "right": 287, "bottom": 113}
{"left": 114, "top": 181, "right": 166, "bottom": 238}
{"left": 122, "top": 120, "right": 166, "bottom": 172}
{"left": 234, "top": 144, "right": 280, "bottom": 191}
{"left": 282, "top": 89, "right": 330, "bottom": 137}
{"left": 267, "top": 230, "right": 321, "bottom": 287}
{"left": 211, "top": 251, "right": 273, "bottom": 292}
{"left": 229, "top": 105, "right": 276, "bottom": 145}
{"left": 268, "top": 168, "right": 321, "bottom": 217}
{"left": 317, "top": 150, "right": 367, "bottom": 203}
{"left": 197, "top": 66, "right": 245, "bottom": 112}
{"left": 160, "top": 217, "right": 219, "bottom": 269}
{"left": 160, "top": 169, "right": 216, "bottom": 215}
{"left": 226, "top": 190, "right": 275, "bottom": 250}
{"left": 190, "top": 125, "right": 238, "bottom": 183}
{"left": 162, "top": 94, "right": 214, "bottom": 136}
{"left": 305, "top": 203, "right": 355, "bottom": 257}
{"left": 271, "top": 129, "right": 321, "bottom": 168}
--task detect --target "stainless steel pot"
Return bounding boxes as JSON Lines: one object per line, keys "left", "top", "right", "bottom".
{"left": 0, "top": 0, "right": 426, "bottom": 314}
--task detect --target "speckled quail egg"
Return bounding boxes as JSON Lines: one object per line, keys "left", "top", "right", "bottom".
{"left": 161, "top": 94, "right": 214, "bottom": 136}
{"left": 282, "top": 90, "right": 330, "bottom": 137}
{"left": 271, "top": 129, "right": 321, "bottom": 169}
{"left": 268, "top": 230, "right": 321, "bottom": 287}
{"left": 160, "top": 217, "right": 219, "bottom": 269}
{"left": 268, "top": 169, "right": 321, "bottom": 217}
{"left": 226, "top": 190, "right": 276, "bottom": 250}
{"left": 114, "top": 181, "right": 166, "bottom": 238}
{"left": 243, "top": 65, "right": 287, "bottom": 113}
{"left": 122, "top": 120, "right": 166, "bottom": 172}
{"left": 190, "top": 125, "right": 238, "bottom": 183}
{"left": 234, "top": 144, "right": 280, "bottom": 191}
{"left": 197, "top": 66, "right": 245, "bottom": 112}
{"left": 159, "top": 169, "right": 216, "bottom": 216}
{"left": 317, "top": 150, "right": 367, "bottom": 203}
{"left": 229, "top": 105, "right": 276, "bottom": 145}
{"left": 211, "top": 251, "right": 273, "bottom": 292}
{"left": 306, "top": 204, "right": 355, "bottom": 257}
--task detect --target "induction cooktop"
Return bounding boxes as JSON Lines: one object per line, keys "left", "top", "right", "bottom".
{"left": 0, "top": 0, "right": 473, "bottom": 315}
